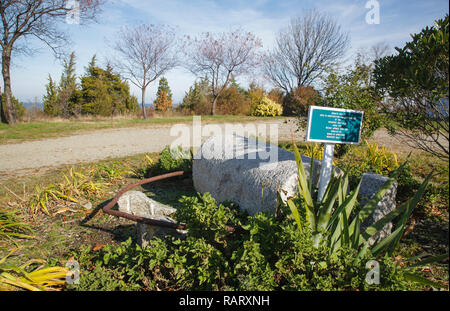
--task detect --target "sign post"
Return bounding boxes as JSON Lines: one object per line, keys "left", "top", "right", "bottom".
{"left": 305, "top": 106, "right": 364, "bottom": 203}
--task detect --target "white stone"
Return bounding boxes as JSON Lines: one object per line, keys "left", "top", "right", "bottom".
{"left": 192, "top": 134, "right": 342, "bottom": 216}
{"left": 117, "top": 190, "right": 185, "bottom": 247}
{"left": 358, "top": 173, "right": 398, "bottom": 245}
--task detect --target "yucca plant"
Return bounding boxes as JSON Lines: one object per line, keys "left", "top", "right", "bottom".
{"left": 286, "top": 140, "right": 448, "bottom": 286}
{"left": 285, "top": 140, "right": 448, "bottom": 288}
{"left": 0, "top": 249, "right": 69, "bottom": 291}
{"left": 286, "top": 140, "right": 430, "bottom": 255}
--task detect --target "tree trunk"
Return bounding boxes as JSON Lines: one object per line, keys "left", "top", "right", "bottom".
{"left": 141, "top": 87, "right": 147, "bottom": 119}
{"left": 211, "top": 96, "right": 218, "bottom": 115}
{"left": 1, "top": 49, "right": 16, "bottom": 125}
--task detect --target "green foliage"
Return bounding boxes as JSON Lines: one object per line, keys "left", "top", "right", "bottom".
{"left": 284, "top": 142, "right": 448, "bottom": 288}
{"left": 273, "top": 226, "right": 412, "bottom": 291}
{"left": 58, "top": 52, "right": 78, "bottom": 117}
{"left": 233, "top": 239, "right": 277, "bottom": 290}
{"left": 80, "top": 56, "right": 139, "bottom": 116}
{"left": 42, "top": 53, "right": 139, "bottom": 118}
{"left": 320, "top": 55, "right": 385, "bottom": 140}
{"left": 285, "top": 141, "right": 432, "bottom": 258}
{"left": 68, "top": 191, "right": 431, "bottom": 291}
{"left": 43, "top": 75, "right": 60, "bottom": 116}
{"left": 250, "top": 95, "right": 283, "bottom": 117}
{"left": 176, "top": 193, "right": 244, "bottom": 244}
{"left": 338, "top": 141, "right": 399, "bottom": 186}
{"left": 150, "top": 146, "right": 193, "bottom": 176}
{"left": 374, "top": 14, "right": 449, "bottom": 159}
{"left": 1, "top": 93, "right": 26, "bottom": 120}
{"left": 67, "top": 241, "right": 145, "bottom": 291}
{"left": 180, "top": 77, "right": 211, "bottom": 115}
{"left": 154, "top": 77, "right": 173, "bottom": 112}
{"left": 165, "top": 237, "right": 229, "bottom": 290}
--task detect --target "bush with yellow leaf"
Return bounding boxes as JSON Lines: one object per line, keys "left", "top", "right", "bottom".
{"left": 250, "top": 95, "right": 283, "bottom": 117}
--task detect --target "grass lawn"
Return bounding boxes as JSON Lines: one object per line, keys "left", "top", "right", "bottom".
{"left": 0, "top": 115, "right": 287, "bottom": 145}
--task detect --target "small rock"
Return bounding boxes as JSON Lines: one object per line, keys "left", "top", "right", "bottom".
{"left": 82, "top": 201, "right": 92, "bottom": 210}
{"left": 117, "top": 190, "right": 184, "bottom": 247}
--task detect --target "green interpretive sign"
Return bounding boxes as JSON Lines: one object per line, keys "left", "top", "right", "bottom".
{"left": 305, "top": 106, "right": 364, "bottom": 145}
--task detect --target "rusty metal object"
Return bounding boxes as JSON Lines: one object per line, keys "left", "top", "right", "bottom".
{"left": 101, "top": 171, "right": 240, "bottom": 233}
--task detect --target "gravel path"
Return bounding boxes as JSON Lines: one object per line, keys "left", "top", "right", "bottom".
{"left": 0, "top": 119, "right": 302, "bottom": 179}
{"left": 0, "top": 118, "right": 414, "bottom": 180}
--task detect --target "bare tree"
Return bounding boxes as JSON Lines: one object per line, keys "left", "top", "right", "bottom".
{"left": 112, "top": 24, "right": 178, "bottom": 119}
{"left": 264, "top": 10, "right": 349, "bottom": 93}
{"left": 0, "top": 0, "right": 102, "bottom": 125}
{"left": 356, "top": 41, "right": 391, "bottom": 66}
{"left": 369, "top": 41, "right": 390, "bottom": 61}
{"left": 185, "top": 29, "right": 262, "bottom": 115}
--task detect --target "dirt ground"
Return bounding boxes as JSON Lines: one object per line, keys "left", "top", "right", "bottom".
{"left": 0, "top": 118, "right": 424, "bottom": 180}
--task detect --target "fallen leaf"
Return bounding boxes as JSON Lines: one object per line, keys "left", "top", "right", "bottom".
{"left": 52, "top": 207, "right": 69, "bottom": 217}
{"left": 93, "top": 244, "right": 106, "bottom": 251}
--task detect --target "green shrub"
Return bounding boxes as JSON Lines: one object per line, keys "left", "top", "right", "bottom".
{"left": 176, "top": 193, "right": 244, "bottom": 244}
{"left": 150, "top": 146, "right": 193, "bottom": 176}
{"left": 286, "top": 141, "right": 433, "bottom": 257}
{"left": 68, "top": 192, "right": 427, "bottom": 291}
{"left": 1, "top": 93, "right": 26, "bottom": 120}
{"left": 250, "top": 96, "right": 283, "bottom": 117}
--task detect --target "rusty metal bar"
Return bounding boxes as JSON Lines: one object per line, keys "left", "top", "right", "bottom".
{"left": 101, "top": 171, "right": 240, "bottom": 233}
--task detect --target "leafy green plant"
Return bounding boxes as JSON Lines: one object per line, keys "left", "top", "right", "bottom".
{"left": 338, "top": 141, "right": 399, "bottom": 187}
{"left": 150, "top": 145, "right": 193, "bottom": 176}
{"left": 67, "top": 189, "right": 446, "bottom": 291}
{"left": 320, "top": 54, "right": 385, "bottom": 140}
{"left": 285, "top": 140, "right": 447, "bottom": 288}
{"left": 287, "top": 140, "right": 426, "bottom": 254}
{"left": 176, "top": 193, "right": 244, "bottom": 244}
{"left": 374, "top": 14, "right": 449, "bottom": 159}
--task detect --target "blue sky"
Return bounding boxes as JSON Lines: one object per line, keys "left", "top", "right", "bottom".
{"left": 7, "top": 0, "right": 449, "bottom": 105}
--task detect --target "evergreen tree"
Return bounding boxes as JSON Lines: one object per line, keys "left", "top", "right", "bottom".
{"left": 80, "top": 55, "right": 139, "bottom": 116}
{"left": 154, "top": 77, "right": 173, "bottom": 112}
{"left": 58, "top": 52, "right": 78, "bottom": 117}
{"left": 43, "top": 74, "right": 60, "bottom": 116}
{"left": 1, "top": 93, "right": 25, "bottom": 120}
{"left": 181, "top": 76, "right": 211, "bottom": 114}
